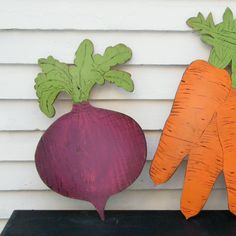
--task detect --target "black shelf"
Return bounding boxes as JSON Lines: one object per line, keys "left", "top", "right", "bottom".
{"left": 2, "top": 210, "right": 236, "bottom": 236}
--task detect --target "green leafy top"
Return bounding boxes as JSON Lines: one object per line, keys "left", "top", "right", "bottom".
{"left": 187, "top": 7, "right": 236, "bottom": 88}
{"left": 35, "top": 39, "right": 133, "bottom": 117}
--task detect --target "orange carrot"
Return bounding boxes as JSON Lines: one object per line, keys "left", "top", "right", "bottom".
{"left": 150, "top": 8, "right": 236, "bottom": 219}
{"left": 217, "top": 89, "right": 236, "bottom": 215}
{"left": 150, "top": 60, "right": 231, "bottom": 184}
{"left": 181, "top": 114, "right": 223, "bottom": 219}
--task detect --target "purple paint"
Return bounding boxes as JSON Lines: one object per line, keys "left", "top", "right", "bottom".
{"left": 35, "top": 102, "right": 147, "bottom": 220}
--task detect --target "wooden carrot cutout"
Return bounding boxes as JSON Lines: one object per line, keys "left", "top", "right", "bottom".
{"left": 181, "top": 114, "right": 223, "bottom": 219}
{"left": 217, "top": 89, "right": 236, "bottom": 215}
{"left": 150, "top": 60, "right": 230, "bottom": 184}
{"left": 150, "top": 8, "right": 236, "bottom": 219}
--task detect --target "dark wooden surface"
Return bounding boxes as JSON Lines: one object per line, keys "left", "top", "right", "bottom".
{"left": 2, "top": 210, "right": 236, "bottom": 236}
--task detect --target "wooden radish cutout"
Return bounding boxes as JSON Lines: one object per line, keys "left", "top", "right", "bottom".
{"left": 150, "top": 8, "right": 236, "bottom": 219}
{"left": 35, "top": 39, "right": 147, "bottom": 220}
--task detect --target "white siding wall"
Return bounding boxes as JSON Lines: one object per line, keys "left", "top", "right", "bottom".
{"left": 0, "top": 0, "right": 234, "bottom": 231}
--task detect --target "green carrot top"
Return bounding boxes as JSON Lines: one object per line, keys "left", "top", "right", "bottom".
{"left": 187, "top": 7, "right": 236, "bottom": 88}
{"left": 35, "top": 39, "right": 133, "bottom": 118}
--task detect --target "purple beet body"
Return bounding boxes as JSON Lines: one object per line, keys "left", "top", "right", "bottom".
{"left": 35, "top": 102, "right": 147, "bottom": 220}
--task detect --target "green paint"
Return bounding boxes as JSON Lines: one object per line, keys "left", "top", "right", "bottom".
{"left": 35, "top": 39, "right": 133, "bottom": 117}
{"left": 187, "top": 8, "right": 236, "bottom": 88}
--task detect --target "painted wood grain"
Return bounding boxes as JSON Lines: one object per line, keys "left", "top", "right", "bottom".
{"left": 0, "top": 161, "right": 226, "bottom": 191}
{"left": 0, "top": 65, "right": 183, "bottom": 100}
{"left": 34, "top": 103, "right": 147, "bottom": 220}
{"left": 0, "top": 131, "right": 159, "bottom": 161}
{"left": 0, "top": 189, "right": 228, "bottom": 219}
{"left": 0, "top": 0, "right": 234, "bottom": 30}
{"left": 0, "top": 31, "right": 209, "bottom": 64}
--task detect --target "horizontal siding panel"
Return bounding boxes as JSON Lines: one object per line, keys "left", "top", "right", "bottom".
{"left": 0, "top": 131, "right": 42, "bottom": 161}
{"left": 0, "top": 0, "right": 234, "bottom": 30}
{"left": 0, "top": 65, "right": 183, "bottom": 100}
{"left": 0, "top": 189, "right": 228, "bottom": 219}
{"left": 0, "top": 131, "right": 159, "bottom": 161}
{"left": 0, "top": 100, "right": 172, "bottom": 130}
{"left": 0, "top": 161, "right": 225, "bottom": 191}
{"left": 0, "top": 31, "right": 209, "bottom": 64}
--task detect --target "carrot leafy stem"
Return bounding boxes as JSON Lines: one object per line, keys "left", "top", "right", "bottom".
{"left": 35, "top": 39, "right": 133, "bottom": 117}
{"left": 187, "top": 7, "right": 236, "bottom": 88}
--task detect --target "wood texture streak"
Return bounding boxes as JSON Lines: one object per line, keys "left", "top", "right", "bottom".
{"left": 150, "top": 60, "right": 232, "bottom": 219}
{"left": 150, "top": 60, "right": 231, "bottom": 183}
{"left": 35, "top": 102, "right": 147, "bottom": 220}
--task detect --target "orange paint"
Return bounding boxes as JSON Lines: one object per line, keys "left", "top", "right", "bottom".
{"left": 217, "top": 89, "right": 236, "bottom": 216}
{"left": 181, "top": 114, "right": 223, "bottom": 219}
{"left": 150, "top": 60, "right": 231, "bottom": 184}
{"left": 149, "top": 60, "right": 232, "bottom": 219}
